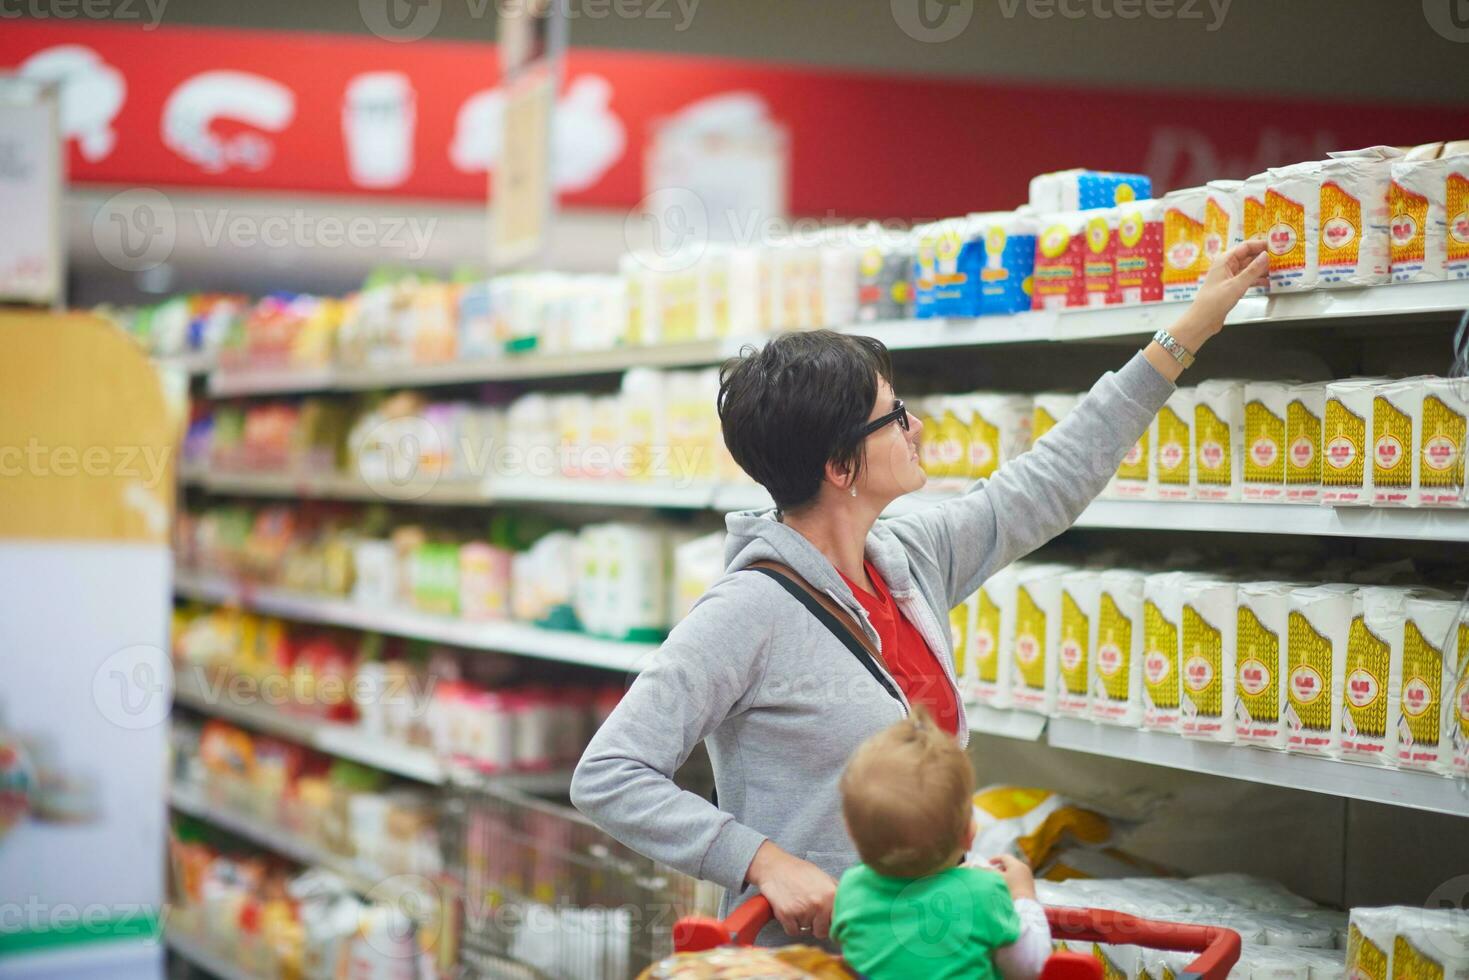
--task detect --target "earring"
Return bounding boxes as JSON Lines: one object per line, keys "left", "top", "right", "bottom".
{"left": 850, "top": 485, "right": 858, "bottom": 497}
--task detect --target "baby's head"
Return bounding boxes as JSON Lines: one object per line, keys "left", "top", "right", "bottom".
{"left": 839, "top": 706, "right": 976, "bottom": 879}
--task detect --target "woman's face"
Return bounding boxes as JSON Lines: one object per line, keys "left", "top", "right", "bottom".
{"left": 857, "top": 377, "right": 926, "bottom": 501}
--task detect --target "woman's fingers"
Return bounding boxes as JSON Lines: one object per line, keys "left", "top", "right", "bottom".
{"left": 812, "top": 896, "right": 834, "bottom": 940}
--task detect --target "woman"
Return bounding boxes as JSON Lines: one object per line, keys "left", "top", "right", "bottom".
{"left": 571, "top": 240, "right": 1270, "bottom": 942}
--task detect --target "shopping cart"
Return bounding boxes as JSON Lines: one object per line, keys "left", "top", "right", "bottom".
{"left": 672, "top": 895, "right": 1241, "bottom": 979}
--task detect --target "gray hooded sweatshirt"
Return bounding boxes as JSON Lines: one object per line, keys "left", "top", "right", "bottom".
{"left": 570, "top": 350, "right": 1174, "bottom": 935}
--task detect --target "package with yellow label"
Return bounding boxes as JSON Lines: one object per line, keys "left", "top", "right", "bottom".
{"left": 1010, "top": 563, "right": 1072, "bottom": 715}
{"left": 1179, "top": 578, "right": 1237, "bottom": 743}
{"left": 1235, "top": 582, "right": 1299, "bottom": 749}
{"left": 1397, "top": 597, "right": 1464, "bottom": 773}
{"left": 1316, "top": 146, "right": 1400, "bottom": 287}
{"left": 1454, "top": 611, "right": 1469, "bottom": 779}
{"left": 1204, "top": 179, "right": 1243, "bottom": 269}
{"left": 1348, "top": 906, "right": 1469, "bottom": 980}
{"left": 1089, "top": 569, "right": 1147, "bottom": 727}
{"left": 1340, "top": 586, "right": 1414, "bottom": 766}
{"left": 1113, "top": 197, "right": 1165, "bottom": 305}
{"left": 1390, "top": 153, "right": 1469, "bottom": 282}
{"left": 971, "top": 564, "right": 1018, "bottom": 708}
{"left": 1321, "top": 379, "right": 1381, "bottom": 506}
{"left": 1107, "top": 414, "right": 1156, "bottom": 500}
{"left": 1142, "top": 572, "right": 1191, "bottom": 733}
{"left": 1265, "top": 162, "right": 1321, "bottom": 292}
{"left": 1371, "top": 378, "right": 1424, "bottom": 507}
{"left": 950, "top": 590, "right": 977, "bottom": 694}
{"left": 1055, "top": 570, "right": 1101, "bottom": 718}
{"left": 1081, "top": 208, "right": 1119, "bottom": 307}
{"left": 1416, "top": 376, "right": 1469, "bottom": 507}
{"left": 1194, "top": 380, "right": 1245, "bottom": 501}
{"left": 1243, "top": 382, "right": 1291, "bottom": 502}
{"left": 1284, "top": 382, "right": 1329, "bottom": 504}
{"left": 962, "top": 393, "right": 1033, "bottom": 480}
{"left": 918, "top": 395, "right": 969, "bottom": 481}
{"left": 1032, "top": 392, "right": 1080, "bottom": 445}
{"left": 1161, "top": 187, "right": 1210, "bottom": 302}
{"left": 1285, "top": 585, "right": 1359, "bottom": 758}
{"left": 1154, "top": 389, "right": 1195, "bottom": 501}
{"left": 1240, "top": 172, "right": 1272, "bottom": 296}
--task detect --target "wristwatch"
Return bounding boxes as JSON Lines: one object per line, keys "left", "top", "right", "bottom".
{"left": 1152, "top": 328, "right": 1196, "bottom": 369}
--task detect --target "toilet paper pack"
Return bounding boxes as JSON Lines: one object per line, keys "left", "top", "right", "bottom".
{"left": 1266, "top": 162, "right": 1322, "bottom": 292}
{"left": 1317, "top": 147, "right": 1399, "bottom": 287}
{"left": 1243, "top": 382, "right": 1290, "bottom": 502}
{"left": 977, "top": 211, "right": 1040, "bottom": 316}
{"left": 1397, "top": 597, "right": 1462, "bottom": 772}
{"left": 1371, "top": 378, "right": 1422, "bottom": 507}
{"left": 1142, "top": 572, "right": 1189, "bottom": 732}
{"left": 1028, "top": 168, "right": 1153, "bottom": 212}
{"left": 1340, "top": 586, "right": 1414, "bottom": 765}
{"left": 1417, "top": 376, "right": 1469, "bottom": 507}
{"left": 1032, "top": 392, "right": 1080, "bottom": 444}
{"left": 1236, "top": 582, "right": 1296, "bottom": 748}
{"left": 1390, "top": 153, "right": 1469, "bottom": 282}
{"left": 1010, "top": 564, "right": 1071, "bottom": 715}
{"left": 1284, "top": 383, "right": 1329, "bottom": 503}
{"left": 856, "top": 228, "right": 915, "bottom": 324}
{"left": 1321, "top": 379, "right": 1378, "bottom": 506}
{"left": 1090, "top": 570, "right": 1147, "bottom": 727}
{"left": 1114, "top": 197, "right": 1165, "bottom": 305}
{"left": 1241, "top": 172, "right": 1271, "bottom": 296}
{"left": 1179, "top": 578, "right": 1237, "bottom": 742}
{"left": 970, "top": 564, "right": 1018, "bottom": 708}
{"left": 1056, "top": 570, "right": 1100, "bottom": 717}
{"left": 1162, "top": 187, "right": 1210, "bottom": 302}
{"left": 1194, "top": 380, "right": 1245, "bottom": 501}
{"left": 1082, "top": 208, "right": 1119, "bottom": 306}
{"left": 1032, "top": 212, "right": 1090, "bottom": 311}
{"left": 1155, "top": 388, "right": 1195, "bottom": 500}
{"left": 1285, "top": 585, "right": 1359, "bottom": 757}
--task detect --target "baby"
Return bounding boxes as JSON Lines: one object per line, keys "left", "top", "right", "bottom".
{"left": 830, "top": 708, "right": 1051, "bottom": 979}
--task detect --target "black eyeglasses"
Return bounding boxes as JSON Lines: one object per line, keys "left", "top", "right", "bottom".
{"left": 853, "top": 399, "right": 910, "bottom": 440}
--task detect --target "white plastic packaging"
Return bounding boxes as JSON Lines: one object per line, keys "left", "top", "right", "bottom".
{"left": 1089, "top": 569, "right": 1147, "bottom": 727}
{"left": 1390, "top": 153, "right": 1469, "bottom": 282}
{"left": 1397, "top": 597, "right": 1463, "bottom": 772}
{"left": 1162, "top": 186, "right": 1210, "bottom": 302}
{"left": 1243, "top": 382, "right": 1291, "bottom": 502}
{"left": 1194, "top": 380, "right": 1245, "bottom": 501}
{"left": 1340, "top": 587, "right": 1414, "bottom": 766}
{"left": 1032, "top": 391, "right": 1081, "bottom": 444}
{"left": 1371, "top": 377, "right": 1423, "bottom": 507}
{"left": 1179, "top": 578, "right": 1237, "bottom": 742}
{"left": 1142, "top": 571, "right": 1190, "bottom": 733}
{"left": 1154, "top": 388, "right": 1195, "bottom": 500}
{"left": 1056, "top": 570, "right": 1100, "bottom": 717}
{"left": 1321, "top": 379, "right": 1379, "bottom": 506}
{"left": 1285, "top": 382, "right": 1329, "bottom": 504}
{"left": 1010, "top": 563, "right": 1071, "bottom": 715}
{"left": 1416, "top": 376, "right": 1469, "bottom": 507}
{"left": 1235, "top": 582, "right": 1297, "bottom": 749}
{"left": 1265, "top": 162, "right": 1322, "bottom": 292}
{"left": 971, "top": 564, "right": 1018, "bottom": 708}
{"left": 1108, "top": 414, "right": 1155, "bottom": 499}
{"left": 1285, "top": 585, "right": 1359, "bottom": 758}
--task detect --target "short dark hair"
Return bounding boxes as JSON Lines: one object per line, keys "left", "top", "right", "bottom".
{"left": 717, "top": 329, "right": 894, "bottom": 513}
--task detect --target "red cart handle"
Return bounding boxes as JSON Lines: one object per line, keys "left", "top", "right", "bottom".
{"left": 674, "top": 897, "right": 1240, "bottom": 980}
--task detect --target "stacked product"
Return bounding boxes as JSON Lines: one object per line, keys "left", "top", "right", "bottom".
{"left": 956, "top": 559, "right": 1469, "bottom": 778}
{"left": 96, "top": 293, "right": 245, "bottom": 361}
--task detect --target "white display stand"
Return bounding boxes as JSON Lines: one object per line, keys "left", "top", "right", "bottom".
{"left": 0, "top": 313, "right": 174, "bottom": 980}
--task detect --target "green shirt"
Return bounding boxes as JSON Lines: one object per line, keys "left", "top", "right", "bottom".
{"left": 831, "top": 864, "right": 1021, "bottom": 980}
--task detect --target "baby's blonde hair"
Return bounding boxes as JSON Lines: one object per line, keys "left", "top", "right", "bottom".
{"left": 839, "top": 706, "right": 975, "bottom": 879}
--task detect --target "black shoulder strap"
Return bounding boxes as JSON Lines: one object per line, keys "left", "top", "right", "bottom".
{"left": 746, "top": 564, "right": 903, "bottom": 706}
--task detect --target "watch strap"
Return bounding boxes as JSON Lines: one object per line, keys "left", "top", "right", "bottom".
{"left": 1152, "top": 328, "right": 1196, "bottom": 369}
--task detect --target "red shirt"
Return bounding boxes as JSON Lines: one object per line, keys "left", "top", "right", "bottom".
{"left": 839, "top": 560, "right": 961, "bottom": 737}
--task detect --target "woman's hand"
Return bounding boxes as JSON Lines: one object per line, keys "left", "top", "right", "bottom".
{"left": 746, "top": 841, "right": 838, "bottom": 939}
{"left": 1147, "top": 238, "right": 1270, "bottom": 382}
{"left": 987, "top": 855, "right": 1038, "bottom": 902}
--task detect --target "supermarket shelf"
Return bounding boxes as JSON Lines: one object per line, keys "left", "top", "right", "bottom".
{"left": 172, "top": 667, "right": 445, "bottom": 784}
{"left": 1044, "top": 718, "right": 1469, "bottom": 818}
{"left": 194, "top": 469, "right": 491, "bottom": 504}
{"left": 1075, "top": 498, "right": 1469, "bottom": 541}
{"left": 490, "top": 476, "right": 722, "bottom": 509}
{"left": 173, "top": 570, "right": 656, "bottom": 673}
{"left": 165, "top": 929, "right": 258, "bottom": 980}
{"left": 196, "top": 282, "right": 1469, "bottom": 397}
{"left": 154, "top": 350, "right": 216, "bottom": 376}
{"left": 965, "top": 703, "right": 1048, "bottom": 741}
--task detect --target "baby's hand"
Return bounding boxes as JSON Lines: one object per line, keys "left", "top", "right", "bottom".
{"left": 987, "top": 855, "right": 1037, "bottom": 902}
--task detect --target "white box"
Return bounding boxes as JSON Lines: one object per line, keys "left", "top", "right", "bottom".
{"left": 1243, "top": 382, "right": 1291, "bottom": 502}
{"left": 1284, "top": 382, "right": 1329, "bottom": 504}
{"left": 1321, "top": 379, "right": 1378, "bottom": 506}
{"left": 1371, "top": 377, "right": 1423, "bottom": 507}
{"left": 1142, "top": 571, "right": 1190, "bottom": 732}
{"left": 1235, "top": 582, "right": 1297, "bottom": 748}
{"left": 1340, "top": 586, "right": 1415, "bottom": 766}
{"left": 1179, "top": 578, "right": 1237, "bottom": 742}
{"left": 1416, "top": 377, "right": 1469, "bottom": 507}
{"left": 1055, "top": 570, "right": 1100, "bottom": 717}
{"left": 971, "top": 564, "right": 1018, "bottom": 708}
{"left": 1009, "top": 563, "right": 1070, "bottom": 715}
{"left": 1194, "top": 380, "right": 1245, "bottom": 501}
{"left": 1089, "top": 570, "right": 1147, "bottom": 727}
{"left": 1154, "top": 388, "right": 1195, "bottom": 500}
{"left": 1285, "top": 585, "right": 1359, "bottom": 758}
{"left": 1397, "top": 597, "right": 1464, "bottom": 772}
